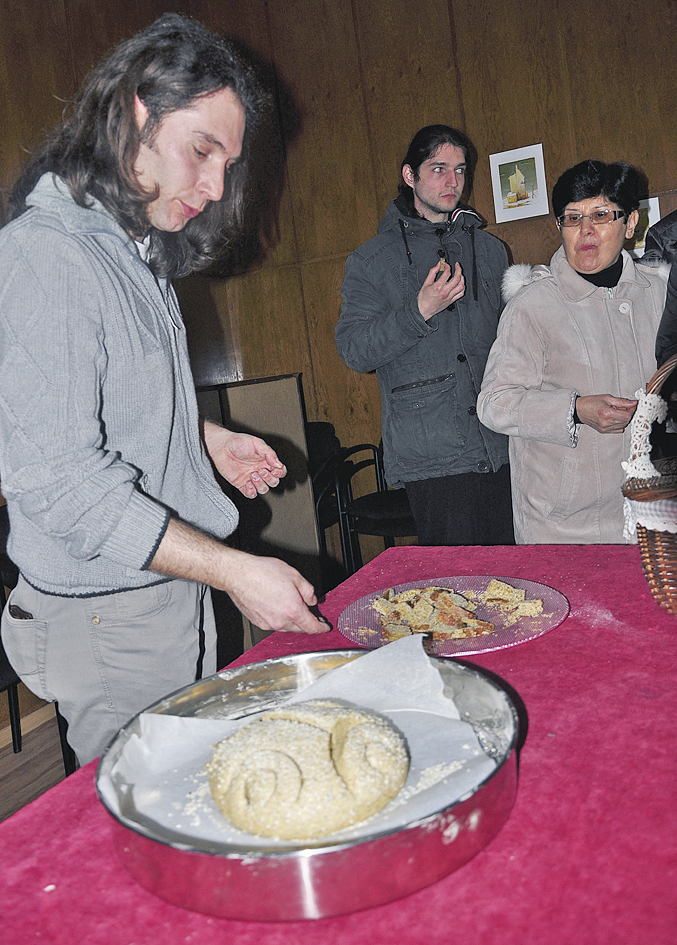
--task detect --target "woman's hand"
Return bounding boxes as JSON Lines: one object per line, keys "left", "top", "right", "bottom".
{"left": 575, "top": 395, "right": 638, "bottom": 434}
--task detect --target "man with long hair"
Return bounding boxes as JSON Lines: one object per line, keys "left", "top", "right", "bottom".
{"left": 336, "top": 125, "right": 513, "bottom": 546}
{"left": 0, "top": 14, "right": 327, "bottom": 765}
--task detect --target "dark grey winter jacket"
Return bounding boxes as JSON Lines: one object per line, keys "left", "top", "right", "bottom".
{"left": 336, "top": 197, "right": 509, "bottom": 486}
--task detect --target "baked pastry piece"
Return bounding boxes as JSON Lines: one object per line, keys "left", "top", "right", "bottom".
{"left": 206, "top": 700, "right": 409, "bottom": 840}
{"left": 479, "top": 579, "right": 543, "bottom": 623}
{"left": 372, "top": 586, "right": 494, "bottom": 641}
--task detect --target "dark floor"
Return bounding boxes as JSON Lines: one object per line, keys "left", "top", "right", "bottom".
{"left": 0, "top": 705, "right": 70, "bottom": 822}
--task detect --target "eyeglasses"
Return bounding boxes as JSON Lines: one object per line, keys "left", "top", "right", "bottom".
{"left": 557, "top": 209, "right": 627, "bottom": 227}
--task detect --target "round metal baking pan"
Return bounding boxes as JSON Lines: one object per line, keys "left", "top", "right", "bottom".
{"left": 96, "top": 649, "right": 519, "bottom": 921}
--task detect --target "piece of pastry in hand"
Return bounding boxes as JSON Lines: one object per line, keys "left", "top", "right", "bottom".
{"left": 206, "top": 700, "right": 409, "bottom": 840}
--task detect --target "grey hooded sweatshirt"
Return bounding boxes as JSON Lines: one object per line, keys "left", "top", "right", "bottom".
{"left": 0, "top": 174, "right": 238, "bottom": 596}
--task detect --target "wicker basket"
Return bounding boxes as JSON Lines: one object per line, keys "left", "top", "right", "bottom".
{"left": 622, "top": 351, "right": 677, "bottom": 614}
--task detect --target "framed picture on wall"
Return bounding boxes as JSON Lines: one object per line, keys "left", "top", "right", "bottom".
{"left": 629, "top": 196, "right": 661, "bottom": 258}
{"left": 489, "top": 143, "right": 549, "bottom": 223}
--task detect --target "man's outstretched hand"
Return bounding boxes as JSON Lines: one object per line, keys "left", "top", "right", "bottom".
{"left": 203, "top": 421, "right": 287, "bottom": 498}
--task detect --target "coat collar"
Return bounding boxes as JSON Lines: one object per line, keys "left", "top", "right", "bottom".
{"left": 549, "top": 245, "right": 651, "bottom": 301}
{"left": 27, "top": 174, "right": 137, "bottom": 248}
{"left": 383, "top": 195, "right": 482, "bottom": 234}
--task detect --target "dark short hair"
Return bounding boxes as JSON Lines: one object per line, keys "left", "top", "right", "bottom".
{"left": 551, "top": 160, "right": 642, "bottom": 220}
{"left": 398, "top": 124, "right": 476, "bottom": 209}
{"left": 7, "top": 14, "right": 269, "bottom": 278}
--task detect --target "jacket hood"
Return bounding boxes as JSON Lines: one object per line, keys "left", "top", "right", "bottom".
{"left": 378, "top": 194, "right": 483, "bottom": 235}
{"left": 379, "top": 195, "right": 485, "bottom": 301}
{"left": 501, "top": 245, "right": 670, "bottom": 303}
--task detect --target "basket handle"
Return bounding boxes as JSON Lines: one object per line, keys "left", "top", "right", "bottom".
{"left": 646, "top": 351, "right": 677, "bottom": 396}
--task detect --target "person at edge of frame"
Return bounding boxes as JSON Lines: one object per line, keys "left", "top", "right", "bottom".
{"left": 0, "top": 14, "right": 329, "bottom": 766}
{"left": 478, "top": 160, "right": 669, "bottom": 543}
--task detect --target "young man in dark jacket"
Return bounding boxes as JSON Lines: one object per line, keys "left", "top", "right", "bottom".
{"left": 336, "top": 125, "right": 513, "bottom": 546}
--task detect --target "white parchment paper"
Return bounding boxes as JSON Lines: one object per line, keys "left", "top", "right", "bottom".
{"left": 98, "top": 636, "right": 501, "bottom": 849}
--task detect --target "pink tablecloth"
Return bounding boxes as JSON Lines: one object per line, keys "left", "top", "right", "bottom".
{"left": 1, "top": 545, "right": 676, "bottom": 944}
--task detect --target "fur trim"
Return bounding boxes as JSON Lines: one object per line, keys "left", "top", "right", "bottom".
{"left": 502, "top": 263, "right": 534, "bottom": 302}
{"left": 635, "top": 258, "right": 671, "bottom": 282}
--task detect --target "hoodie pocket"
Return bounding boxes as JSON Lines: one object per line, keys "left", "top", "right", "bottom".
{"left": 389, "top": 373, "right": 467, "bottom": 468}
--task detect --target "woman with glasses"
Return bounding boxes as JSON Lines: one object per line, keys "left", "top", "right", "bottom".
{"left": 477, "top": 160, "right": 669, "bottom": 543}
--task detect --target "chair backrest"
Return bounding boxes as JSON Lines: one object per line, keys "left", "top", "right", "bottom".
{"left": 0, "top": 505, "right": 22, "bottom": 753}
{"left": 331, "top": 443, "right": 416, "bottom": 574}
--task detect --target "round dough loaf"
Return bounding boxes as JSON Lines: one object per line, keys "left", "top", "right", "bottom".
{"left": 206, "top": 700, "right": 409, "bottom": 840}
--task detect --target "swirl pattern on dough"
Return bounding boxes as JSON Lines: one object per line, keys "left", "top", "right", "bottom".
{"left": 206, "top": 700, "right": 409, "bottom": 840}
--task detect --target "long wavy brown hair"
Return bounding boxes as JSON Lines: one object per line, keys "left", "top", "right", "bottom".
{"left": 7, "top": 14, "right": 269, "bottom": 279}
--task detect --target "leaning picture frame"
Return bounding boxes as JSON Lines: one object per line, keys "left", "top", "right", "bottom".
{"left": 629, "top": 196, "right": 661, "bottom": 258}
{"left": 489, "top": 144, "right": 549, "bottom": 223}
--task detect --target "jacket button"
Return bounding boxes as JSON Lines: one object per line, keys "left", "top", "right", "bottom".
{"left": 92, "top": 615, "right": 101, "bottom": 625}
{"left": 477, "top": 460, "right": 489, "bottom": 471}
{"left": 467, "top": 405, "right": 476, "bottom": 415}
{"left": 457, "top": 353, "right": 467, "bottom": 362}
{"left": 619, "top": 302, "right": 631, "bottom": 314}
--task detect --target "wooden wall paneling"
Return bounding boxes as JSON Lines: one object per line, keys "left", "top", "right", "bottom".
{"left": 658, "top": 194, "right": 677, "bottom": 219}
{"left": 176, "top": 274, "right": 243, "bottom": 386}
{"left": 137, "top": 0, "right": 194, "bottom": 25}
{"left": 352, "top": 0, "right": 464, "bottom": 217}
{"left": 266, "top": 0, "right": 379, "bottom": 260}
{"left": 220, "top": 265, "right": 318, "bottom": 412}
{"left": 0, "top": 0, "right": 75, "bottom": 200}
{"left": 63, "top": 0, "right": 148, "bottom": 89}
{"left": 0, "top": 35, "right": 11, "bottom": 219}
{"left": 647, "top": 1, "right": 677, "bottom": 197}
{"left": 449, "top": 0, "right": 575, "bottom": 238}
{"left": 300, "top": 254, "right": 382, "bottom": 445}
{"left": 484, "top": 214, "right": 561, "bottom": 267}
{"left": 561, "top": 0, "right": 677, "bottom": 191}
{"left": 195, "top": 0, "right": 302, "bottom": 274}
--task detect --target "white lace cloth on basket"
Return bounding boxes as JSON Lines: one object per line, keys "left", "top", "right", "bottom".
{"left": 621, "top": 387, "right": 677, "bottom": 540}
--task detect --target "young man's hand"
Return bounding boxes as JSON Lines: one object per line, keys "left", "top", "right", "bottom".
{"left": 418, "top": 260, "right": 465, "bottom": 320}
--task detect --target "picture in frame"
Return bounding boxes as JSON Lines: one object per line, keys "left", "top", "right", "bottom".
{"left": 629, "top": 196, "right": 661, "bottom": 258}
{"left": 489, "top": 144, "right": 549, "bottom": 223}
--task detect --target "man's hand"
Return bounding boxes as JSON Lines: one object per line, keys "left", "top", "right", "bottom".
{"left": 150, "top": 519, "right": 330, "bottom": 635}
{"left": 418, "top": 260, "right": 465, "bottom": 320}
{"left": 576, "top": 394, "right": 638, "bottom": 434}
{"left": 222, "top": 551, "right": 330, "bottom": 634}
{"left": 202, "top": 421, "right": 286, "bottom": 498}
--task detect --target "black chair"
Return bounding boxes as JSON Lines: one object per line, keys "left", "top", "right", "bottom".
{"left": 330, "top": 442, "right": 417, "bottom": 576}
{"left": 305, "top": 422, "right": 349, "bottom": 591}
{"left": 0, "top": 506, "right": 22, "bottom": 753}
{"left": 0, "top": 505, "right": 78, "bottom": 775}
{"left": 0, "top": 636, "right": 22, "bottom": 754}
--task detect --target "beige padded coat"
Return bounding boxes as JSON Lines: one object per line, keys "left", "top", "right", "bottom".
{"left": 477, "top": 247, "right": 668, "bottom": 544}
